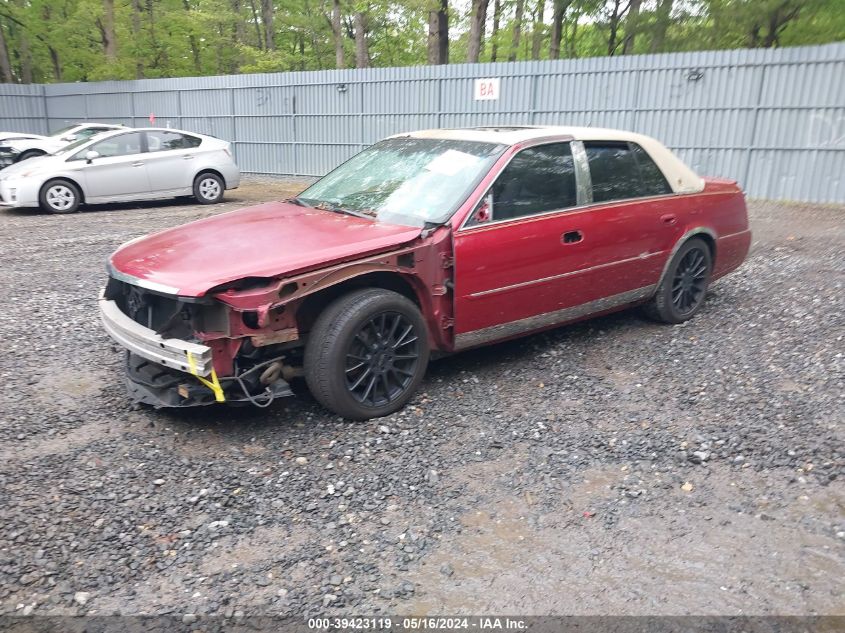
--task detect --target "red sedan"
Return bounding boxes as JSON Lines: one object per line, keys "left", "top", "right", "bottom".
{"left": 100, "top": 126, "right": 751, "bottom": 419}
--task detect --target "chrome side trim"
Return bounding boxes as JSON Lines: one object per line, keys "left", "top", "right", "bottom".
{"left": 107, "top": 261, "right": 181, "bottom": 296}
{"left": 99, "top": 291, "right": 212, "bottom": 376}
{"left": 717, "top": 228, "right": 752, "bottom": 241}
{"left": 468, "top": 251, "right": 665, "bottom": 299}
{"left": 454, "top": 284, "right": 656, "bottom": 351}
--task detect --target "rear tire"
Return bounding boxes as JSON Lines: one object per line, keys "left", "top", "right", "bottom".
{"left": 39, "top": 179, "right": 81, "bottom": 214}
{"left": 644, "top": 237, "right": 712, "bottom": 324}
{"left": 304, "top": 289, "right": 430, "bottom": 420}
{"left": 193, "top": 172, "right": 225, "bottom": 204}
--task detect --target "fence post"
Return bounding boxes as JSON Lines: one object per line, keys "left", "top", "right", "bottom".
{"left": 743, "top": 63, "right": 768, "bottom": 194}
{"left": 229, "top": 87, "right": 237, "bottom": 165}
{"left": 40, "top": 85, "right": 49, "bottom": 134}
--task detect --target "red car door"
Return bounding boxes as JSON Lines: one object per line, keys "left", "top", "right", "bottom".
{"left": 452, "top": 140, "right": 683, "bottom": 350}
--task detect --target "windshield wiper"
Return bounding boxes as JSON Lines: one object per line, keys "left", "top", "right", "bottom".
{"left": 314, "top": 201, "right": 375, "bottom": 221}
{"left": 285, "top": 196, "right": 307, "bottom": 206}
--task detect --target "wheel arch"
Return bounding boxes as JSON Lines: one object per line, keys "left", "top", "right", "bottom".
{"left": 656, "top": 227, "right": 716, "bottom": 291}
{"left": 40, "top": 176, "right": 85, "bottom": 204}
{"left": 194, "top": 167, "right": 227, "bottom": 188}
{"left": 293, "top": 270, "right": 429, "bottom": 339}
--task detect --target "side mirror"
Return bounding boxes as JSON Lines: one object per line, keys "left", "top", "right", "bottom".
{"left": 62, "top": 134, "right": 77, "bottom": 142}
{"left": 472, "top": 193, "right": 494, "bottom": 223}
{"left": 85, "top": 150, "right": 100, "bottom": 164}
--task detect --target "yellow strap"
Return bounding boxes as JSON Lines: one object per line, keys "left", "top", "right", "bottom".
{"left": 186, "top": 351, "right": 226, "bottom": 402}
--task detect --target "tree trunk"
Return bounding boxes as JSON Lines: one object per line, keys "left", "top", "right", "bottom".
{"left": 131, "top": 0, "right": 144, "bottom": 77}
{"left": 466, "top": 0, "right": 489, "bottom": 63}
{"left": 332, "top": 0, "right": 344, "bottom": 68}
{"left": 102, "top": 0, "right": 118, "bottom": 60}
{"left": 262, "top": 0, "right": 275, "bottom": 51}
{"left": 530, "top": 0, "right": 544, "bottom": 60}
{"left": 48, "top": 46, "right": 62, "bottom": 81}
{"left": 182, "top": 0, "right": 202, "bottom": 72}
{"left": 248, "top": 0, "right": 264, "bottom": 48}
{"left": 490, "top": 0, "right": 501, "bottom": 61}
{"left": 761, "top": 4, "right": 801, "bottom": 48}
{"left": 427, "top": 0, "right": 448, "bottom": 64}
{"left": 230, "top": 0, "right": 245, "bottom": 72}
{"left": 18, "top": 32, "right": 32, "bottom": 83}
{"left": 621, "top": 0, "right": 641, "bottom": 54}
{"left": 549, "top": 0, "right": 570, "bottom": 60}
{"left": 508, "top": 0, "right": 525, "bottom": 62}
{"left": 649, "top": 0, "right": 673, "bottom": 53}
{"left": 232, "top": 0, "right": 245, "bottom": 44}
{"left": 354, "top": 12, "right": 370, "bottom": 68}
{"left": 607, "top": 0, "right": 626, "bottom": 56}
{"left": 0, "top": 19, "right": 13, "bottom": 83}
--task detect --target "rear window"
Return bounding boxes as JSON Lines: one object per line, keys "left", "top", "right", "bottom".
{"left": 585, "top": 141, "right": 671, "bottom": 203}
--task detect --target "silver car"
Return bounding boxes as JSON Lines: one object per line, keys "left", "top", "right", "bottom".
{"left": 0, "top": 127, "right": 240, "bottom": 213}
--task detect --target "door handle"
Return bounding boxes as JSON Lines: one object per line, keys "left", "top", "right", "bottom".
{"left": 182, "top": 155, "right": 195, "bottom": 160}
{"left": 661, "top": 213, "right": 678, "bottom": 225}
{"left": 562, "top": 230, "right": 583, "bottom": 244}
{"left": 131, "top": 161, "right": 144, "bottom": 167}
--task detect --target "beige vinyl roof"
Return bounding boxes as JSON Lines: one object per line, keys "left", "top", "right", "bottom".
{"left": 392, "top": 125, "right": 705, "bottom": 194}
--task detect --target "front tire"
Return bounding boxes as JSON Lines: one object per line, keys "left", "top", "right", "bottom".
{"left": 645, "top": 237, "right": 712, "bottom": 324}
{"left": 39, "top": 179, "right": 81, "bottom": 214}
{"left": 304, "top": 289, "right": 430, "bottom": 420}
{"left": 193, "top": 172, "right": 225, "bottom": 204}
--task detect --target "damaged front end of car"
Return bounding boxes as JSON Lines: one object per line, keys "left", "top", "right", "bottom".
{"left": 99, "top": 224, "right": 455, "bottom": 408}
{"left": 99, "top": 272, "right": 301, "bottom": 408}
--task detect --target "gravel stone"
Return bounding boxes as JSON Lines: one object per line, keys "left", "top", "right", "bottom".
{"left": 0, "top": 189, "right": 841, "bottom": 616}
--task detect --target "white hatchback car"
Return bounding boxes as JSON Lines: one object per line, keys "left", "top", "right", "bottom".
{"left": 0, "top": 123, "right": 125, "bottom": 167}
{"left": 0, "top": 127, "right": 240, "bottom": 213}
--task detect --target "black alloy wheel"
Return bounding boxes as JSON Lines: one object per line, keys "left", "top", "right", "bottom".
{"left": 644, "top": 237, "right": 713, "bottom": 324}
{"left": 671, "top": 247, "right": 709, "bottom": 316}
{"left": 305, "top": 288, "right": 430, "bottom": 420}
{"left": 345, "top": 311, "right": 421, "bottom": 407}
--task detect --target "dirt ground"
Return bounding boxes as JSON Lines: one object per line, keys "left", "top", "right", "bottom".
{"left": 0, "top": 177, "right": 842, "bottom": 618}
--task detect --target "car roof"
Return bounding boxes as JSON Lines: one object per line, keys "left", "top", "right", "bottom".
{"left": 391, "top": 125, "right": 705, "bottom": 194}
{"left": 71, "top": 122, "right": 124, "bottom": 128}
{"left": 85, "top": 127, "right": 211, "bottom": 140}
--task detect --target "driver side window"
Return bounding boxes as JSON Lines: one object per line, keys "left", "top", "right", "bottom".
{"left": 468, "top": 142, "right": 577, "bottom": 226}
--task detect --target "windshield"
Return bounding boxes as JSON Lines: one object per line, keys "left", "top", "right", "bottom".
{"left": 297, "top": 137, "right": 505, "bottom": 227}
{"left": 54, "top": 136, "right": 95, "bottom": 155}
{"left": 49, "top": 125, "right": 78, "bottom": 137}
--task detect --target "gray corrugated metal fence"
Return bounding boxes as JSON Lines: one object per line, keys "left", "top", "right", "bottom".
{"left": 1, "top": 43, "right": 843, "bottom": 203}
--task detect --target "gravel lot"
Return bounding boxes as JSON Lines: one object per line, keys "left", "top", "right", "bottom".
{"left": 0, "top": 178, "right": 842, "bottom": 618}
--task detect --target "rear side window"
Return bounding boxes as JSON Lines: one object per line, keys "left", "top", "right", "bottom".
{"left": 486, "top": 142, "right": 577, "bottom": 222}
{"left": 146, "top": 131, "right": 202, "bottom": 152}
{"left": 585, "top": 141, "right": 671, "bottom": 203}
{"left": 631, "top": 143, "right": 672, "bottom": 196}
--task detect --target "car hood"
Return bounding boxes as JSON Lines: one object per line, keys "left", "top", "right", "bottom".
{"left": 5, "top": 137, "right": 62, "bottom": 152}
{"left": 0, "top": 154, "right": 64, "bottom": 178}
{"left": 110, "top": 202, "right": 423, "bottom": 297}
{"left": 0, "top": 132, "right": 47, "bottom": 142}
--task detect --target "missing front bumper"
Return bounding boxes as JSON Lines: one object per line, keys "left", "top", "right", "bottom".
{"left": 125, "top": 353, "right": 294, "bottom": 408}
